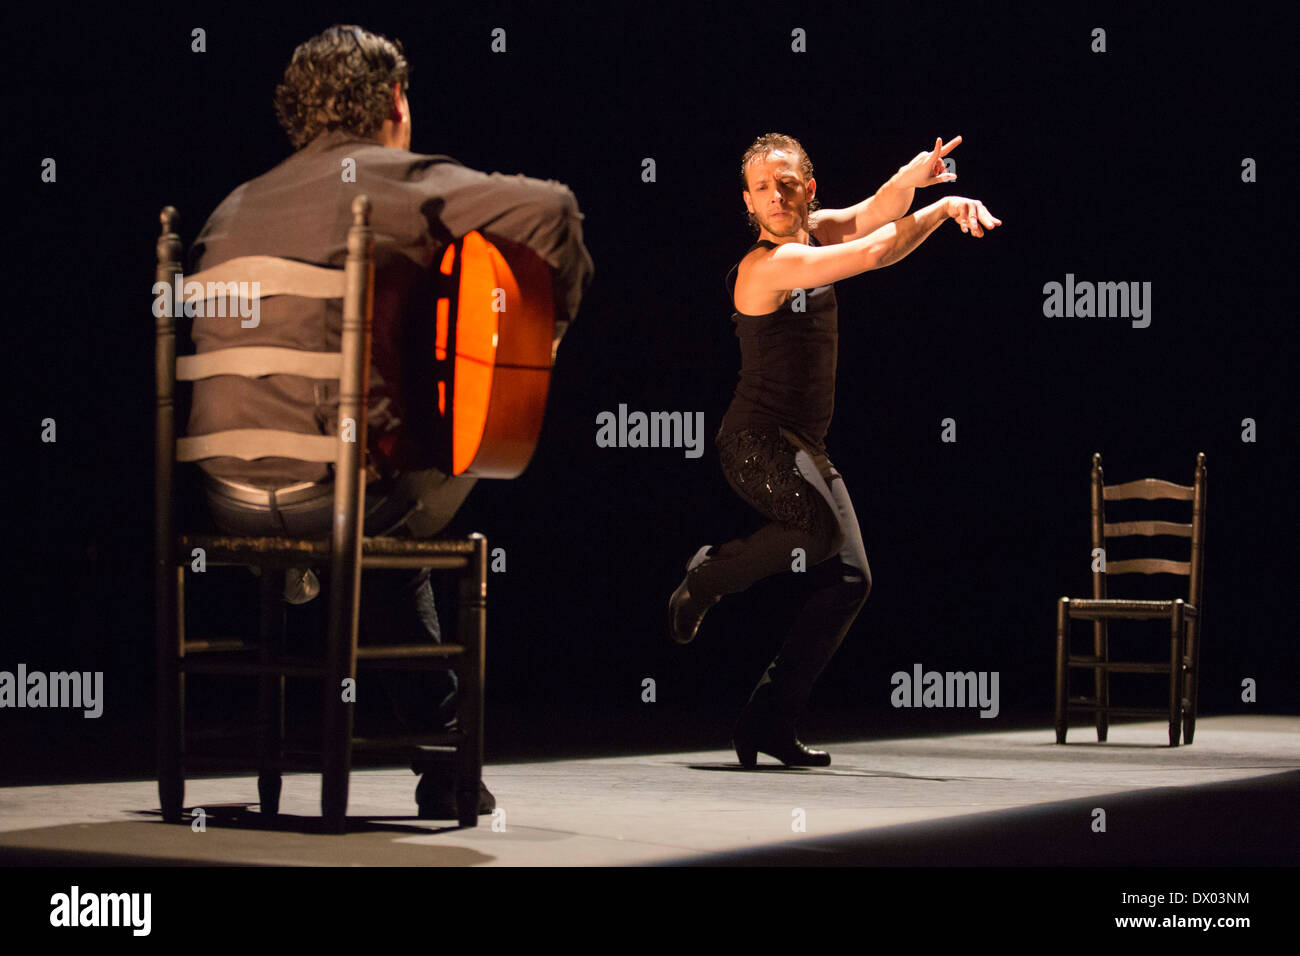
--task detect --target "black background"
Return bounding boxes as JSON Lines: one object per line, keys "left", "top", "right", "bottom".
{"left": 4, "top": 1, "right": 1296, "bottom": 783}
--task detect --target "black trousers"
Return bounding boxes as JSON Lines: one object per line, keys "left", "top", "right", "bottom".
{"left": 688, "top": 427, "right": 872, "bottom": 719}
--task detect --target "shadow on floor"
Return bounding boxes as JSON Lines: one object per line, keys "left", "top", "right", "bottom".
{"left": 0, "top": 803, "right": 492, "bottom": 866}
{"left": 659, "top": 769, "right": 1300, "bottom": 866}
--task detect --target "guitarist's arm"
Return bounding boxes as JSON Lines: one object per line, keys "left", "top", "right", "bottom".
{"left": 428, "top": 166, "right": 594, "bottom": 349}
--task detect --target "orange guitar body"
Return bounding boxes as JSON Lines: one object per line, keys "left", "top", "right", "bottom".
{"left": 432, "top": 231, "right": 556, "bottom": 478}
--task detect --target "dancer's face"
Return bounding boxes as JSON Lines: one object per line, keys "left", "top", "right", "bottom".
{"left": 743, "top": 150, "right": 816, "bottom": 241}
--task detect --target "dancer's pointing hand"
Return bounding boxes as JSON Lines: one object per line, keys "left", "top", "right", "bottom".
{"left": 895, "top": 135, "right": 962, "bottom": 189}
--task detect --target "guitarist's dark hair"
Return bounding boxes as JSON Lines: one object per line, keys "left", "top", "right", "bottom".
{"left": 274, "top": 25, "right": 411, "bottom": 150}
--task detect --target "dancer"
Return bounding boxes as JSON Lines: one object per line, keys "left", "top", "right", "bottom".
{"left": 669, "top": 132, "right": 999, "bottom": 767}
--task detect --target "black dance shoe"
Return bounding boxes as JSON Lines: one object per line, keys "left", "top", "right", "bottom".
{"left": 415, "top": 775, "right": 496, "bottom": 819}
{"left": 668, "top": 545, "right": 719, "bottom": 645}
{"left": 732, "top": 693, "right": 831, "bottom": 769}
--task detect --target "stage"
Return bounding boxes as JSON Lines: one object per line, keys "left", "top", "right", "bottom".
{"left": 0, "top": 715, "right": 1294, "bottom": 866}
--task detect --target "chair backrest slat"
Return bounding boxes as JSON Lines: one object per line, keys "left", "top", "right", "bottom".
{"left": 1103, "top": 478, "right": 1194, "bottom": 501}
{"left": 1103, "top": 520, "right": 1193, "bottom": 538}
{"left": 176, "top": 429, "right": 339, "bottom": 463}
{"left": 179, "top": 255, "right": 347, "bottom": 301}
{"left": 176, "top": 346, "right": 343, "bottom": 381}
{"left": 1106, "top": 558, "right": 1191, "bottom": 576}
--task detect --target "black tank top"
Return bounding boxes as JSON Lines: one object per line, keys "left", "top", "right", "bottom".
{"left": 717, "top": 236, "right": 838, "bottom": 453}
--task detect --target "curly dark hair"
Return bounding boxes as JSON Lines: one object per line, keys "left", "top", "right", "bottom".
{"left": 273, "top": 25, "right": 412, "bottom": 149}
{"left": 739, "top": 132, "right": 820, "bottom": 232}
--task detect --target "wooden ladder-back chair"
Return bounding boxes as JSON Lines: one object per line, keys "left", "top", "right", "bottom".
{"left": 154, "top": 196, "right": 487, "bottom": 830}
{"left": 1054, "top": 452, "right": 1207, "bottom": 746}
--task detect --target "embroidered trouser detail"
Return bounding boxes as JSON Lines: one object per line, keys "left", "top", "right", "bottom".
{"left": 690, "top": 427, "right": 872, "bottom": 717}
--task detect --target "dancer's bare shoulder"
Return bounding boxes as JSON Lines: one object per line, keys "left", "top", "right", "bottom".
{"left": 733, "top": 244, "right": 789, "bottom": 316}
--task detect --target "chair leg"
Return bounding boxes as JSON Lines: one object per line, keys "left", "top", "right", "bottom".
{"left": 257, "top": 771, "right": 282, "bottom": 820}
{"left": 1182, "top": 617, "right": 1199, "bottom": 745}
{"left": 321, "top": 555, "right": 360, "bottom": 834}
{"left": 456, "top": 534, "right": 488, "bottom": 827}
{"left": 1168, "top": 602, "right": 1185, "bottom": 746}
{"left": 321, "top": 629, "right": 355, "bottom": 833}
{"left": 320, "top": 720, "right": 350, "bottom": 832}
{"left": 256, "top": 570, "right": 283, "bottom": 818}
{"left": 158, "top": 563, "right": 185, "bottom": 824}
{"left": 1094, "top": 620, "right": 1109, "bottom": 742}
{"left": 1054, "top": 598, "right": 1069, "bottom": 744}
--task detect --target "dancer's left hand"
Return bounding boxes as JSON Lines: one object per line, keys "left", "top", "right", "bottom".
{"left": 894, "top": 136, "right": 961, "bottom": 189}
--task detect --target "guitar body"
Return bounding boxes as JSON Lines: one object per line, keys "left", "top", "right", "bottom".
{"left": 432, "top": 231, "right": 555, "bottom": 478}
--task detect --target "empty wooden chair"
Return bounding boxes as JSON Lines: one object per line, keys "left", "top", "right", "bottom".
{"left": 1054, "top": 452, "right": 1207, "bottom": 746}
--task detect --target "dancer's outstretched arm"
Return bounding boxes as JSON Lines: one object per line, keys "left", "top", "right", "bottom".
{"left": 742, "top": 194, "right": 1001, "bottom": 293}
{"left": 814, "top": 135, "right": 962, "bottom": 244}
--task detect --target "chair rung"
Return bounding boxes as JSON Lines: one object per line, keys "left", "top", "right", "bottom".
{"left": 186, "top": 726, "right": 260, "bottom": 741}
{"left": 181, "top": 658, "right": 326, "bottom": 678}
{"left": 183, "top": 753, "right": 320, "bottom": 773}
{"left": 183, "top": 638, "right": 254, "bottom": 654}
{"left": 361, "top": 554, "right": 473, "bottom": 570}
{"left": 1066, "top": 701, "right": 1172, "bottom": 717}
{"left": 179, "top": 645, "right": 463, "bottom": 671}
{"left": 178, "top": 533, "right": 477, "bottom": 570}
{"left": 351, "top": 733, "right": 465, "bottom": 751}
{"left": 356, "top": 644, "right": 463, "bottom": 662}
{"left": 1067, "top": 658, "right": 1172, "bottom": 674}
{"left": 182, "top": 741, "right": 467, "bottom": 775}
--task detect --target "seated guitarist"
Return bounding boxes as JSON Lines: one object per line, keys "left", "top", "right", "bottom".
{"left": 186, "top": 24, "right": 594, "bottom": 817}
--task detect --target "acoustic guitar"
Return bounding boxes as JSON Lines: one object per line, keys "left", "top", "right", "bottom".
{"left": 430, "top": 231, "right": 556, "bottom": 478}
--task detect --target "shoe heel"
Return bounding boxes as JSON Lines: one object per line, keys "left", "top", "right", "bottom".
{"left": 732, "top": 734, "right": 758, "bottom": 770}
